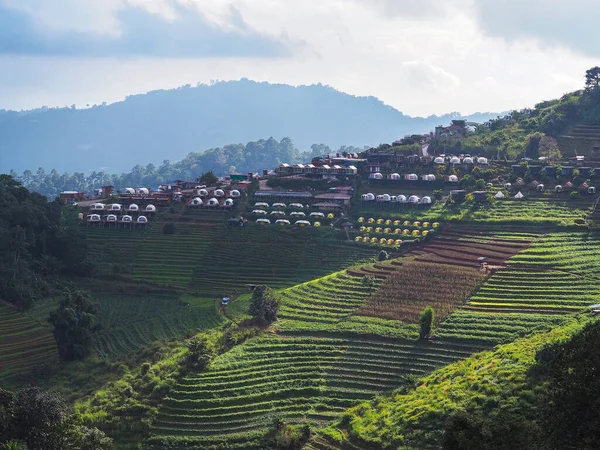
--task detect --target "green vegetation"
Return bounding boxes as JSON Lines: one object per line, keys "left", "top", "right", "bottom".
{"left": 49, "top": 291, "right": 100, "bottom": 361}
{"left": 419, "top": 306, "right": 434, "bottom": 338}
{"left": 248, "top": 286, "right": 281, "bottom": 325}
{"left": 0, "top": 304, "right": 58, "bottom": 388}
{"left": 324, "top": 317, "right": 593, "bottom": 450}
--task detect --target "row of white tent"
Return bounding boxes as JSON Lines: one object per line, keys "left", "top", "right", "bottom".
{"left": 123, "top": 187, "right": 150, "bottom": 195}
{"left": 256, "top": 218, "right": 313, "bottom": 226}
{"left": 361, "top": 193, "right": 433, "bottom": 204}
{"left": 252, "top": 210, "right": 326, "bottom": 217}
{"left": 371, "top": 173, "right": 459, "bottom": 182}
{"left": 503, "top": 183, "right": 596, "bottom": 194}
{"left": 87, "top": 214, "right": 148, "bottom": 223}
{"left": 434, "top": 156, "right": 488, "bottom": 165}
{"left": 190, "top": 197, "right": 234, "bottom": 207}
{"left": 254, "top": 202, "right": 306, "bottom": 208}
{"left": 90, "top": 203, "right": 157, "bottom": 212}
{"left": 193, "top": 188, "right": 241, "bottom": 198}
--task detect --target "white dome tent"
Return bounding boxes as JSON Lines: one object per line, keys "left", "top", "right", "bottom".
{"left": 145, "top": 204, "right": 156, "bottom": 212}
{"left": 434, "top": 156, "right": 444, "bottom": 164}
{"left": 191, "top": 197, "right": 203, "bottom": 206}
{"left": 275, "top": 219, "right": 291, "bottom": 225}
{"left": 290, "top": 211, "right": 306, "bottom": 217}
{"left": 270, "top": 210, "right": 286, "bottom": 216}
{"left": 537, "top": 184, "right": 545, "bottom": 192}
{"left": 421, "top": 196, "right": 432, "bottom": 204}
{"left": 121, "top": 215, "right": 133, "bottom": 222}
{"left": 448, "top": 175, "right": 459, "bottom": 182}
{"left": 477, "top": 157, "right": 488, "bottom": 164}
{"left": 137, "top": 216, "right": 148, "bottom": 223}
{"left": 450, "top": 157, "right": 461, "bottom": 164}
{"left": 295, "top": 220, "right": 311, "bottom": 227}
{"left": 423, "top": 174, "right": 436, "bottom": 181}
{"left": 124, "top": 187, "right": 135, "bottom": 195}
{"left": 381, "top": 194, "right": 391, "bottom": 202}
{"left": 494, "top": 191, "right": 505, "bottom": 199}
{"left": 273, "top": 203, "right": 286, "bottom": 208}
{"left": 230, "top": 189, "right": 241, "bottom": 198}
{"left": 310, "top": 212, "right": 325, "bottom": 218}
{"left": 406, "top": 173, "right": 418, "bottom": 181}
{"left": 504, "top": 183, "right": 512, "bottom": 189}
{"left": 589, "top": 186, "right": 597, "bottom": 194}
{"left": 256, "top": 218, "right": 271, "bottom": 225}
{"left": 214, "top": 189, "right": 225, "bottom": 197}
{"left": 463, "top": 157, "right": 474, "bottom": 164}
{"left": 514, "top": 191, "right": 525, "bottom": 199}
{"left": 137, "top": 187, "right": 149, "bottom": 195}
{"left": 90, "top": 203, "right": 105, "bottom": 210}
{"left": 108, "top": 204, "right": 122, "bottom": 211}
{"left": 224, "top": 198, "right": 234, "bottom": 207}
{"left": 128, "top": 204, "right": 139, "bottom": 212}
{"left": 555, "top": 185, "right": 563, "bottom": 193}
{"left": 372, "top": 172, "right": 384, "bottom": 180}
{"left": 397, "top": 195, "right": 407, "bottom": 203}
{"left": 390, "top": 173, "right": 401, "bottom": 180}
{"left": 289, "top": 203, "right": 304, "bottom": 209}
{"left": 361, "top": 193, "right": 375, "bottom": 201}
{"left": 207, "top": 198, "right": 219, "bottom": 206}
{"left": 199, "top": 189, "right": 209, "bottom": 197}
{"left": 106, "top": 214, "right": 118, "bottom": 222}
{"left": 253, "top": 209, "right": 267, "bottom": 215}
{"left": 408, "top": 195, "right": 420, "bottom": 203}
{"left": 254, "top": 202, "right": 269, "bottom": 208}
{"left": 88, "top": 214, "right": 101, "bottom": 222}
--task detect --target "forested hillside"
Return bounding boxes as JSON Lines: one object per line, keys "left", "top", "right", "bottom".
{"left": 0, "top": 79, "right": 496, "bottom": 174}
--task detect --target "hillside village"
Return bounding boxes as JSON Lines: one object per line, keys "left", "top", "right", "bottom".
{"left": 3, "top": 73, "right": 600, "bottom": 450}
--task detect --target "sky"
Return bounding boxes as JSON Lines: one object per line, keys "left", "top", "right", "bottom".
{"left": 0, "top": 0, "right": 597, "bottom": 117}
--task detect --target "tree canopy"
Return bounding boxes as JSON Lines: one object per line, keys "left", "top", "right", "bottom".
{"left": 48, "top": 290, "right": 100, "bottom": 361}
{"left": 0, "top": 175, "right": 92, "bottom": 309}
{"left": 248, "top": 285, "right": 281, "bottom": 325}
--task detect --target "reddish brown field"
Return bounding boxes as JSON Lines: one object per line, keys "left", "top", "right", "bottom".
{"left": 357, "top": 261, "right": 486, "bottom": 324}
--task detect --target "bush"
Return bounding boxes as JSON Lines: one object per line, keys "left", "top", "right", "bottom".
{"left": 419, "top": 306, "right": 434, "bottom": 338}
{"left": 569, "top": 191, "right": 580, "bottom": 199}
{"left": 163, "top": 223, "right": 176, "bottom": 234}
{"left": 378, "top": 250, "right": 389, "bottom": 261}
{"left": 248, "top": 285, "right": 281, "bottom": 325}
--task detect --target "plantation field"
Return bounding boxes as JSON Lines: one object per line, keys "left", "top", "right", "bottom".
{"left": 0, "top": 304, "right": 58, "bottom": 387}
{"left": 413, "top": 228, "right": 534, "bottom": 267}
{"left": 357, "top": 198, "right": 592, "bottom": 225}
{"left": 80, "top": 227, "right": 146, "bottom": 277}
{"left": 92, "top": 295, "right": 224, "bottom": 357}
{"left": 357, "top": 261, "right": 486, "bottom": 324}
{"left": 149, "top": 333, "right": 481, "bottom": 449}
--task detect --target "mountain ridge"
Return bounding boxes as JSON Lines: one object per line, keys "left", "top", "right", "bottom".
{"left": 0, "top": 79, "right": 497, "bottom": 174}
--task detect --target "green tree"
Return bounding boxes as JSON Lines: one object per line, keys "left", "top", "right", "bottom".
{"left": 48, "top": 291, "right": 100, "bottom": 361}
{"left": 378, "top": 250, "right": 389, "bottom": 261}
{"left": 186, "top": 336, "right": 213, "bottom": 370}
{"left": 197, "top": 170, "right": 218, "bottom": 186}
{"left": 585, "top": 66, "right": 600, "bottom": 91}
{"left": 248, "top": 285, "right": 280, "bottom": 325}
{"left": 419, "top": 306, "right": 434, "bottom": 338}
{"left": 539, "top": 321, "right": 600, "bottom": 449}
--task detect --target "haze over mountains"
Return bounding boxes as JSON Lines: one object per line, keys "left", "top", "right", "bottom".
{"left": 0, "top": 79, "right": 497, "bottom": 174}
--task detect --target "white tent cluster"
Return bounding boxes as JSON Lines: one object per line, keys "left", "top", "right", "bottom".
{"left": 361, "top": 193, "right": 433, "bottom": 205}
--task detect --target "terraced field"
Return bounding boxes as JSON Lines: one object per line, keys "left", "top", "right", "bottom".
{"left": 0, "top": 304, "right": 58, "bottom": 387}
{"left": 81, "top": 227, "right": 146, "bottom": 276}
{"left": 92, "top": 295, "right": 224, "bottom": 357}
{"left": 150, "top": 333, "right": 480, "bottom": 449}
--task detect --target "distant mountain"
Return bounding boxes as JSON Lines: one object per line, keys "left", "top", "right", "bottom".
{"left": 0, "top": 79, "right": 498, "bottom": 174}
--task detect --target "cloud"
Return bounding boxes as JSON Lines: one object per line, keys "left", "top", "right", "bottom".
{"left": 403, "top": 61, "right": 461, "bottom": 91}
{"left": 474, "top": 0, "right": 600, "bottom": 56}
{"left": 352, "top": 0, "right": 463, "bottom": 19}
{"left": 0, "top": 1, "right": 299, "bottom": 57}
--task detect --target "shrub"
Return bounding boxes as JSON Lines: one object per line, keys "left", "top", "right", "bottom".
{"left": 248, "top": 285, "right": 280, "bottom": 325}
{"left": 378, "top": 250, "right": 389, "bottom": 261}
{"left": 362, "top": 275, "right": 377, "bottom": 289}
{"left": 163, "top": 223, "right": 176, "bottom": 234}
{"left": 419, "top": 306, "right": 434, "bottom": 338}
{"left": 569, "top": 191, "right": 580, "bottom": 199}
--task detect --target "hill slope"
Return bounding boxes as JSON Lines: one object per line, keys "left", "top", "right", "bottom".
{"left": 1, "top": 79, "right": 495, "bottom": 173}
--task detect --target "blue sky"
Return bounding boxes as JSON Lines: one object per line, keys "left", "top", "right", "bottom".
{"left": 0, "top": 0, "right": 597, "bottom": 116}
